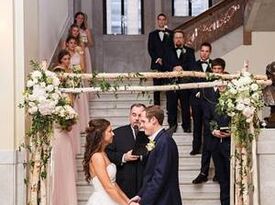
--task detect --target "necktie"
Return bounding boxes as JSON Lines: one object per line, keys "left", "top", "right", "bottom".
{"left": 133, "top": 125, "right": 139, "bottom": 140}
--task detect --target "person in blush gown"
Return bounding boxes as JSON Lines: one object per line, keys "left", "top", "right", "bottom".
{"left": 74, "top": 11, "right": 93, "bottom": 73}
{"left": 83, "top": 119, "right": 139, "bottom": 205}
{"left": 51, "top": 49, "right": 77, "bottom": 205}
{"left": 65, "top": 36, "right": 90, "bottom": 155}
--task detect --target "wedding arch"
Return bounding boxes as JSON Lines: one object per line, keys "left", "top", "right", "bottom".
{"left": 21, "top": 61, "right": 272, "bottom": 205}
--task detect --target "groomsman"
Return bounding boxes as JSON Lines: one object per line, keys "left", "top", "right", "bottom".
{"left": 129, "top": 105, "right": 182, "bottom": 205}
{"left": 148, "top": 13, "right": 173, "bottom": 105}
{"left": 192, "top": 58, "right": 225, "bottom": 184}
{"left": 190, "top": 42, "right": 212, "bottom": 155}
{"left": 163, "top": 29, "right": 196, "bottom": 132}
{"left": 204, "top": 58, "right": 230, "bottom": 205}
{"left": 106, "top": 104, "right": 149, "bottom": 198}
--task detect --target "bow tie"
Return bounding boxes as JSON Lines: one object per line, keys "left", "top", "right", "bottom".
{"left": 176, "top": 47, "right": 183, "bottom": 50}
{"left": 201, "top": 61, "right": 208, "bottom": 64}
{"left": 158, "top": 30, "right": 165, "bottom": 33}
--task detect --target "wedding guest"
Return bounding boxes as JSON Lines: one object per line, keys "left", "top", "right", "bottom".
{"left": 163, "top": 29, "right": 196, "bottom": 132}
{"left": 51, "top": 49, "right": 77, "bottom": 205}
{"left": 74, "top": 11, "right": 93, "bottom": 73}
{"left": 148, "top": 13, "right": 173, "bottom": 105}
{"left": 106, "top": 104, "right": 149, "bottom": 198}
{"left": 83, "top": 119, "right": 130, "bottom": 205}
{"left": 190, "top": 42, "right": 212, "bottom": 155}
{"left": 65, "top": 36, "right": 90, "bottom": 155}
{"left": 129, "top": 105, "right": 182, "bottom": 205}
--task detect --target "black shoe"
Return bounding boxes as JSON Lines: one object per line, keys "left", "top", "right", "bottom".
{"left": 189, "top": 150, "right": 201, "bottom": 155}
{"left": 192, "top": 174, "right": 208, "bottom": 184}
{"left": 213, "top": 175, "right": 218, "bottom": 182}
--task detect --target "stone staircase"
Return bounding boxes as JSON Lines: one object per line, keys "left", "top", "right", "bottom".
{"left": 76, "top": 92, "right": 220, "bottom": 205}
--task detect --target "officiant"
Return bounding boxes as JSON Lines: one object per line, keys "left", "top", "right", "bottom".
{"left": 106, "top": 103, "right": 149, "bottom": 198}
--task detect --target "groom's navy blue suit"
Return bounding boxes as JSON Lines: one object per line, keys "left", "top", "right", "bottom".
{"left": 138, "top": 129, "right": 182, "bottom": 205}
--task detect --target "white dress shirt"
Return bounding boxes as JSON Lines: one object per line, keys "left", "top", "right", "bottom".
{"left": 149, "top": 127, "right": 164, "bottom": 141}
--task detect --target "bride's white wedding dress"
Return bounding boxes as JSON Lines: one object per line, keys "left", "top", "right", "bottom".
{"left": 87, "top": 163, "right": 120, "bottom": 205}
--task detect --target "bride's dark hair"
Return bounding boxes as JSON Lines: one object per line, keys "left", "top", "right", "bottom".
{"left": 83, "top": 119, "right": 110, "bottom": 183}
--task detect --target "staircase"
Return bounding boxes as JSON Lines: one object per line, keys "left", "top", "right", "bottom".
{"left": 76, "top": 91, "right": 220, "bottom": 205}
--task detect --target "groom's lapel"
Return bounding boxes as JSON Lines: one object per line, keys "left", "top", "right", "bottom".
{"left": 154, "top": 128, "right": 166, "bottom": 143}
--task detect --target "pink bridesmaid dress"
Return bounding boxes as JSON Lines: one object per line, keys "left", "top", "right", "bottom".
{"left": 51, "top": 127, "right": 78, "bottom": 205}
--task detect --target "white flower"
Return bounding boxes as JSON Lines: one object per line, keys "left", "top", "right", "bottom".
{"left": 229, "top": 88, "right": 237, "bottom": 95}
{"left": 251, "top": 83, "right": 259, "bottom": 91}
{"left": 243, "top": 98, "right": 251, "bottom": 105}
{"left": 242, "top": 106, "right": 255, "bottom": 118}
{"left": 28, "top": 106, "right": 38, "bottom": 114}
{"left": 52, "top": 77, "right": 60, "bottom": 87}
{"left": 45, "top": 70, "right": 55, "bottom": 78}
{"left": 38, "top": 100, "right": 56, "bottom": 116}
{"left": 51, "top": 93, "right": 60, "bottom": 101}
{"left": 40, "top": 82, "right": 46, "bottom": 88}
{"left": 46, "top": 85, "right": 54, "bottom": 92}
{"left": 31, "top": 70, "right": 42, "bottom": 79}
{"left": 236, "top": 103, "right": 245, "bottom": 111}
{"left": 32, "top": 85, "right": 46, "bottom": 99}
{"left": 252, "top": 93, "right": 259, "bottom": 100}
{"left": 27, "top": 80, "right": 35, "bottom": 88}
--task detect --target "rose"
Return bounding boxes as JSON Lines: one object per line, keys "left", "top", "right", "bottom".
{"left": 251, "top": 83, "right": 259, "bottom": 91}
{"left": 46, "top": 85, "right": 54, "bottom": 92}
{"left": 236, "top": 103, "right": 245, "bottom": 111}
{"left": 27, "top": 80, "right": 35, "bottom": 88}
{"left": 31, "top": 70, "right": 42, "bottom": 79}
{"left": 28, "top": 106, "right": 38, "bottom": 114}
{"left": 242, "top": 106, "right": 255, "bottom": 118}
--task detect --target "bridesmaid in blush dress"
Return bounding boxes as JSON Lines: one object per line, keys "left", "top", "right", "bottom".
{"left": 51, "top": 49, "right": 77, "bottom": 205}
{"left": 66, "top": 36, "right": 90, "bottom": 155}
{"left": 74, "top": 11, "right": 93, "bottom": 73}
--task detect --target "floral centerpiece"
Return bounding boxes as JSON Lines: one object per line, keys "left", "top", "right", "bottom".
{"left": 217, "top": 71, "right": 264, "bottom": 205}
{"left": 20, "top": 61, "right": 78, "bottom": 205}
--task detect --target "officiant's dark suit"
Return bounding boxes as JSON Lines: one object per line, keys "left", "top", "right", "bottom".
{"left": 138, "top": 128, "right": 181, "bottom": 205}
{"left": 162, "top": 31, "right": 196, "bottom": 131}
{"left": 148, "top": 17, "right": 173, "bottom": 105}
{"left": 106, "top": 125, "right": 148, "bottom": 198}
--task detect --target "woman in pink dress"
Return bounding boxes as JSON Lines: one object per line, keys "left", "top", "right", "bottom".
{"left": 51, "top": 49, "right": 78, "bottom": 205}
{"left": 65, "top": 36, "right": 90, "bottom": 155}
{"left": 74, "top": 11, "right": 93, "bottom": 73}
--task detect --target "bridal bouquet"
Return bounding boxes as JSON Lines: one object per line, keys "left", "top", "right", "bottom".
{"left": 62, "top": 64, "right": 83, "bottom": 88}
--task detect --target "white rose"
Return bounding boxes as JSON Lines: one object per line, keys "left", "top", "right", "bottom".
{"left": 27, "top": 80, "right": 35, "bottom": 88}
{"left": 46, "top": 85, "right": 54, "bottom": 92}
{"left": 243, "top": 98, "right": 251, "bottom": 105}
{"left": 32, "top": 85, "right": 46, "bottom": 98}
{"left": 251, "top": 83, "right": 259, "bottom": 91}
{"left": 236, "top": 103, "right": 245, "bottom": 111}
{"left": 38, "top": 100, "right": 55, "bottom": 115}
{"left": 52, "top": 77, "right": 60, "bottom": 87}
{"left": 252, "top": 93, "right": 259, "bottom": 100}
{"left": 28, "top": 94, "right": 37, "bottom": 102}
{"left": 28, "top": 106, "right": 38, "bottom": 114}
{"left": 242, "top": 106, "right": 255, "bottom": 118}
{"left": 31, "top": 70, "right": 42, "bottom": 79}
{"left": 51, "top": 93, "right": 60, "bottom": 101}
{"left": 40, "top": 82, "right": 46, "bottom": 88}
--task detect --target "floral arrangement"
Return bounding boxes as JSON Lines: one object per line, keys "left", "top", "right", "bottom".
{"left": 217, "top": 71, "right": 264, "bottom": 143}
{"left": 20, "top": 61, "right": 78, "bottom": 205}
{"left": 217, "top": 71, "right": 264, "bottom": 204}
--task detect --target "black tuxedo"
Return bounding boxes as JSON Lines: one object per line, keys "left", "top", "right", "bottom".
{"left": 138, "top": 129, "right": 182, "bottom": 205}
{"left": 190, "top": 59, "right": 212, "bottom": 152}
{"left": 207, "top": 95, "right": 231, "bottom": 205}
{"left": 163, "top": 46, "right": 196, "bottom": 130}
{"left": 106, "top": 125, "right": 149, "bottom": 198}
{"left": 148, "top": 29, "right": 173, "bottom": 105}
{"left": 199, "top": 87, "right": 220, "bottom": 176}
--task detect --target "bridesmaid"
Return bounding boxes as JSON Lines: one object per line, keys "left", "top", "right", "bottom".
{"left": 51, "top": 49, "right": 78, "bottom": 205}
{"left": 65, "top": 36, "right": 90, "bottom": 155}
{"left": 74, "top": 11, "right": 93, "bottom": 73}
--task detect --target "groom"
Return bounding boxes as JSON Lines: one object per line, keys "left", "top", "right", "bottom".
{"left": 129, "top": 105, "right": 182, "bottom": 205}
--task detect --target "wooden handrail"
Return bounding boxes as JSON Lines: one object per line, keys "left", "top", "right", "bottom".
{"left": 175, "top": 0, "right": 247, "bottom": 50}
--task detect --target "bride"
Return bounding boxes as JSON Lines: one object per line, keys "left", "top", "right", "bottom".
{"left": 83, "top": 119, "right": 138, "bottom": 205}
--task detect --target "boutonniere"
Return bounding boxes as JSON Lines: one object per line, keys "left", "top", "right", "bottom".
{"left": 146, "top": 140, "right": 156, "bottom": 152}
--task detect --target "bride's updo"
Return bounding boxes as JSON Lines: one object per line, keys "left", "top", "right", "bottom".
{"left": 83, "top": 119, "right": 111, "bottom": 182}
